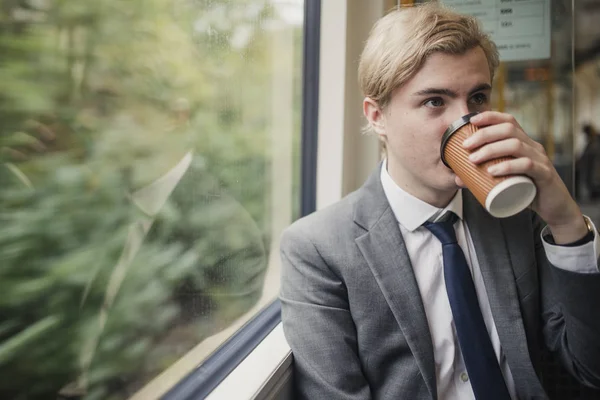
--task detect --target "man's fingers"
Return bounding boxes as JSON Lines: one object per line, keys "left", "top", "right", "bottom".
{"left": 487, "top": 156, "right": 553, "bottom": 182}
{"left": 469, "top": 111, "right": 522, "bottom": 129}
{"left": 468, "top": 138, "right": 534, "bottom": 164}
{"left": 463, "top": 122, "right": 516, "bottom": 150}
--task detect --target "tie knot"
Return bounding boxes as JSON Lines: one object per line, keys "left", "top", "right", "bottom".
{"left": 424, "top": 212, "right": 458, "bottom": 245}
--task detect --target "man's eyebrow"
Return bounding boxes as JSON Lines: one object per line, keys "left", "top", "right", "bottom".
{"left": 412, "top": 83, "right": 492, "bottom": 98}
{"left": 468, "top": 83, "right": 492, "bottom": 95}
{"left": 412, "top": 88, "right": 458, "bottom": 98}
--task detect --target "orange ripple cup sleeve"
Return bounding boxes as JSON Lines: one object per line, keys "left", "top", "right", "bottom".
{"left": 441, "top": 113, "right": 537, "bottom": 218}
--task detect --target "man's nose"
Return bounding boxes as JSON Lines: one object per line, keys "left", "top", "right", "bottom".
{"left": 455, "top": 101, "right": 471, "bottom": 117}
{"left": 443, "top": 102, "right": 471, "bottom": 128}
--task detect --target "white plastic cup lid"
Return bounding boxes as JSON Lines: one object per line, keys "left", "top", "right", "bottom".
{"left": 485, "top": 176, "right": 537, "bottom": 218}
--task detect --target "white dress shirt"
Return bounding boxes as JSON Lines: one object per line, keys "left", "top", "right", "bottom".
{"left": 380, "top": 161, "right": 600, "bottom": 400}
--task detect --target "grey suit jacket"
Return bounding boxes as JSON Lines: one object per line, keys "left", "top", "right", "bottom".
{"left": 280, "top": 165, "right": 600, "bottom": 400}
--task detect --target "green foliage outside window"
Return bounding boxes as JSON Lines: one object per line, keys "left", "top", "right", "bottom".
{"left": 0, "top": 0, "right": 302, "bottom": 398}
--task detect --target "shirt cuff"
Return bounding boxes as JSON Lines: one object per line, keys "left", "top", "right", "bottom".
{"left": 541, "top": 216, "right": 600, "bottom": 274}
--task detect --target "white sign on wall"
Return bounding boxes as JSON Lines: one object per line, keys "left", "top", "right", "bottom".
{"left": 443, "top": 0, "right": 551, "bottom": 61}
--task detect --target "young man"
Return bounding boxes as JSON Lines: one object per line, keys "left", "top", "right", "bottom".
{"left": 280, "top": 3, "right": 600, "bottom": 400}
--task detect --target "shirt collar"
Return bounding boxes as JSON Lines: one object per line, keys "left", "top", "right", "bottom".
{"left": 380, "top": 159, "right": 463, "bottom": 232}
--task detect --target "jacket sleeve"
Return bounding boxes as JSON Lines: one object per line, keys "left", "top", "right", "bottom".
{"left": 279, "top": 225, "right": 371, "bottom": 400}
{"left": 536, "top": 213, "right": 600, "bottom": 388}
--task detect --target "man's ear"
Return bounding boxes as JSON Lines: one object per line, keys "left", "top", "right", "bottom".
{"left": 363, "top": 97, "right": 386, "bottom": 138}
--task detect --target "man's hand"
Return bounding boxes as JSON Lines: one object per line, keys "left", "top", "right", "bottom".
{"left": 462, "top": 111, "right": 587, "bottom": 244}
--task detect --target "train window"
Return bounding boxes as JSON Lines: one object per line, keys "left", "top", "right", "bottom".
{"left": 0, "top": 0, "right": 304, "bottom": 399}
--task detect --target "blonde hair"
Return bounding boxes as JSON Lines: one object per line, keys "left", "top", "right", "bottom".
{"left": 359, "top": 1, "right": 499, "bottom": 112}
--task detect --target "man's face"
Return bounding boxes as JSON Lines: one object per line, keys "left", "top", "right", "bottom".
{"left": 371, "top": 46, "right": 492, "bottom": 205}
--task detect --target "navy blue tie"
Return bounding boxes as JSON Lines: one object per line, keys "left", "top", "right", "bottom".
{"left": 424, "top": 213, "right": 511, "bottom": 400}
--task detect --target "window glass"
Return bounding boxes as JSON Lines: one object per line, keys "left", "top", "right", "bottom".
{"left": 0, "top": 0, "right": 303, "bottom": 398}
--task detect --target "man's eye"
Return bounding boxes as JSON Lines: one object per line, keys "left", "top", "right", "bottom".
{"left": 424, "top": 98, "right": 444, "bottom": 108}
{"left": 470, "top": 93, "right": 488, "bottom": 105}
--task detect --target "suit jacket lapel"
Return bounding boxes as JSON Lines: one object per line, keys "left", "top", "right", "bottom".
{"left": 354, "top": 165, "right": 437, "bottom": 400}
{"left": 463, "top": 193, "right": 546, "bottom": 398}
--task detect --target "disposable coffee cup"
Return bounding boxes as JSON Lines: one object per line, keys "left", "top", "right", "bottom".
{"left": 440, "top": 113, "right": 537, "bottom": 218}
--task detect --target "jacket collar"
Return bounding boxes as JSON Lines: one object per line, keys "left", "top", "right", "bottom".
{"left": 380, "top": 159, "right": 463, "bottom": 231}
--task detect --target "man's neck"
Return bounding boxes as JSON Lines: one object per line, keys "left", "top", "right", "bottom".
{"left": 386, "top": 161, "right": 457, "bottom": 209}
